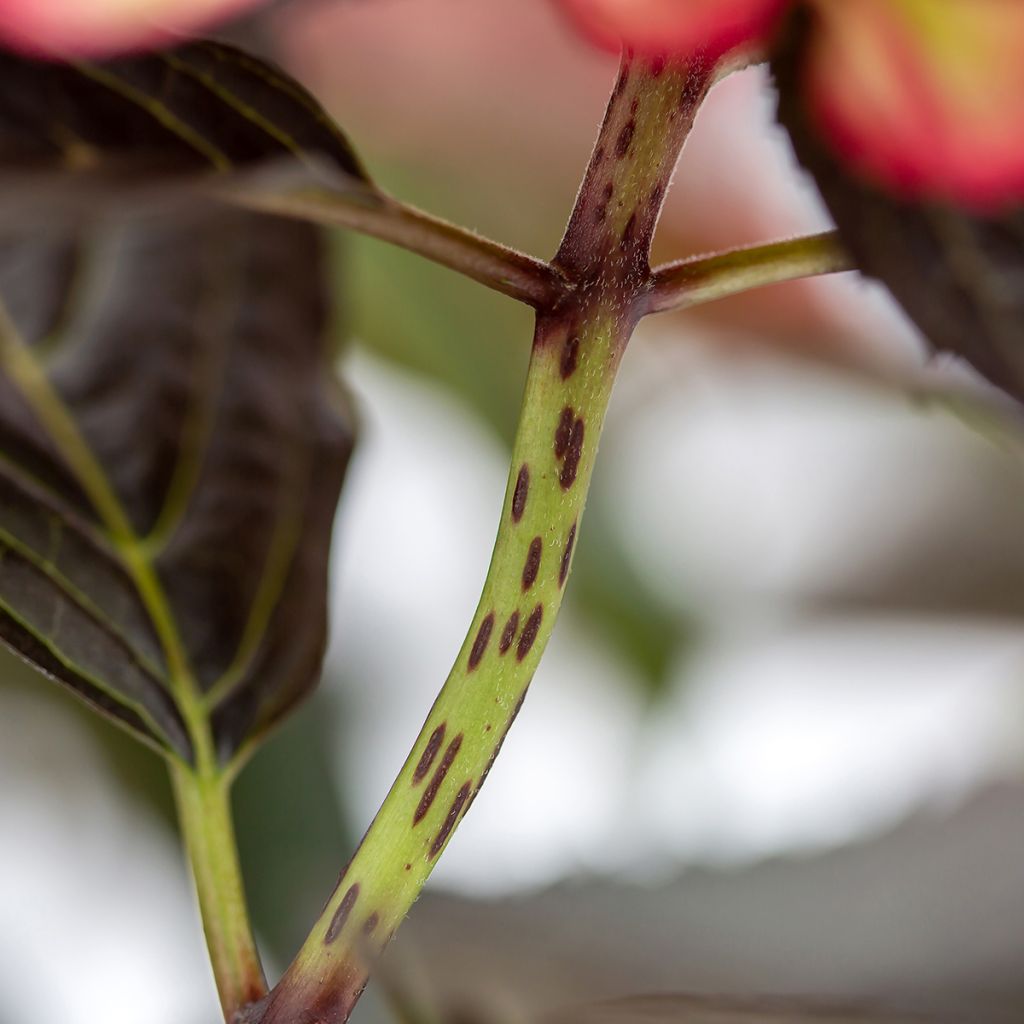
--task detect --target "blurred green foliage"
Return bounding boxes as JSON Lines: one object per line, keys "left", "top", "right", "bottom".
{"left": 234, "top": 694, "right": 353, "bottom": 967}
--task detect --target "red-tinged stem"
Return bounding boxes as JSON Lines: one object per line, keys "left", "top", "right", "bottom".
{"left": 223, "top": 184, "right": 568, "bottom": 310}
{"left": 645, "top": 230, "right": 852, "bottom": 314}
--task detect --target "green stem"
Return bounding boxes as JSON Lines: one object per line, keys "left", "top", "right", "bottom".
{"left": 250, "top": 51, "right": 714, "bottom": 1024}
{"left": 171, "top": 762, "right": 267, "bottom": 1020}
{"left": 646, "top": 230, "right": 852, "bottom": 314}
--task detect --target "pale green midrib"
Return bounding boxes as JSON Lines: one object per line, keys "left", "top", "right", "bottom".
{"left": 0, "top": 232, "right": 314, "bottom": 765}
{"left": 77, "top": 50, "right": 371, "bottom": 190}
{"left": 125, "top": 216, "right": 310, "bottom": 724}
{"left": 72, "top": 62, "right": 230, "bottom": 171}
{"left": 32, "top": 237, "right": 93, "bottom": 366}
{"left": 0, "top": 304, "right": 215, "bottom": 767}
{"left": 158, "top": 53, "right": 331, "bottom": 179}
{"left": 195, "top": 42, "right": 366, "bottom": 170}
{"left": 140, "top": 234, "right": 238, "bottom": 556}
{"left": 203, "top": 457, "right": 309, "bottom": 712}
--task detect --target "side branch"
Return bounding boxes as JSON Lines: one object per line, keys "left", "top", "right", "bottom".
{"left": 645, "top": 230, "right": 853, "bottom": 314}
{"left": 222, "top": 184, "right": 569, "bottom": 310}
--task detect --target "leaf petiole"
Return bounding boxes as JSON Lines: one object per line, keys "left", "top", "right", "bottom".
{"left": 171, "top": 762, "right": 267, "bottom": 1019}
{"left": 220, "top": 183, "right": 569, "bottom": 310}
{"left": 645, "top": 230, "right": 853, "bottom": 314}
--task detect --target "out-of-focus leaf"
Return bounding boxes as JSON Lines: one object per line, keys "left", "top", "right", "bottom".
{"left": 234, "top": 690, "right": 353, "bottom": 963}
{"left": 774, "top": 14, "right": 1024, "bottom": 404}
{"left": 546, "top": 995, "right": 952, "bottom": 1024}
{"left": 569, "top": 503, "right": 686, "bottom": 697}
{"left": 399, "top": 786, "right": 1024, "bottom": 1017}
{"left": 346, "top": 227, "right": 530, "bottom": 444}
{"left": 0, "top": 208, "right": 354, "bottom": 762}
{"left": 0, "top": 40, "right": 373, "bottom": 219}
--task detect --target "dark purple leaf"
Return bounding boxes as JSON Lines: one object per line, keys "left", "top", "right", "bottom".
{"left": 0, "top": 208, "right": 354, "bottom": 762}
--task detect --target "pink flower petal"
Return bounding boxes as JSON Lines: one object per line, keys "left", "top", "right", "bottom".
{"left": 0, "top": 0, "right": 264, "bottom": 57}
{"left": 555, "top": 0, "right": 787, "bottom": 61}
{"left": 806, "top": 0, "right": 1024, "bottom": 211}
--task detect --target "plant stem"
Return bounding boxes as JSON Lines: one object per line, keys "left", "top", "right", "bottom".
{"left": 171, "top": 762, "right": 267, "bottom": 1019}
{"left": 248, "top": 51, "right": 714, "bottom": 1024}
{"left": 646, "top": 230, "right": 852, "bottom": 314}
{"left": 221, "top": 184, "right": 568, "bottom": 310}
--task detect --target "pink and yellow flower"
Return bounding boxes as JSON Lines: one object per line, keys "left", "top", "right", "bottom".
{"left": 556, "top": 0, "right": 1024, "bottom": 211}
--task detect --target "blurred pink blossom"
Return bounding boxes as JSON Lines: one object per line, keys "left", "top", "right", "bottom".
{"left": 0, "top": 0, "right": 263, "bottom": 57}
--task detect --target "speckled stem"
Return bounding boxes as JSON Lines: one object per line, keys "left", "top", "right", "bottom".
{"left": 249, "top": 53, "right": 713, "bottom": 1024}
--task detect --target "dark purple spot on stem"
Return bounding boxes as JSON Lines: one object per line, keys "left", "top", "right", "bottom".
{"left": 559, "top": 419, "right": 585, "bottom": 490}
{"left": 615, "top": 118, "right": 636, "bottom": 159}
{"left": 468, "top": 613, "right": 495, "bottom": 671}
{"left": 559, "top": 522, "right": 577, "bottom": 587}
{"left": 430, "top": 781, "right": 472, "bottom": 859}
{"left": 413, "top": 722, "right": 446, "bottom": 784}
{"left": 555, "top": 406, "right": 574, "bottom": 459}
{"left": 650, "top": 55, "right": 666, "bottom": 77}
{"left": 522, "top": 537, "right": 542, "bottom": 591}
{"left": 499, "top": 611, "right": 519, "bottom": 653}
{"left": 511, "top": 465, "right": 529, "bottom": 522}
{"left": 414, "top": 734, "right": 463, "bottom": 825}
{"left": 516, "top": 604, "right": 543, "bottom": 661}
{"left": 362, "top": 913, "right": 379, "bottom": 937}
{"left": 560, "top": 333, "right": 580, "bottom": 379}
{"left": 325, "top": 883, "right": 360, "bottom": 944}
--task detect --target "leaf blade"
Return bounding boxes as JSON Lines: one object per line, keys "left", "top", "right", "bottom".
{"left": 0, "top": 40, "right": 376, "bottom": 216}
{"left": 0, "top": 208, "right": 353, "bottom": 760}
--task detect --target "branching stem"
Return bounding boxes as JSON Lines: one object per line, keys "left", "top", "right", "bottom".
{"left": 225, "top": 172, "right": 855, "bottom": 326}
{"left": 646, "top": 230, "right": 853, "bottom": 314}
